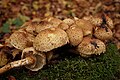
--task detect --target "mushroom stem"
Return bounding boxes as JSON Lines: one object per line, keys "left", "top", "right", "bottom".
{"left": 0, "top": 56, "right": 35, "bottom": 74}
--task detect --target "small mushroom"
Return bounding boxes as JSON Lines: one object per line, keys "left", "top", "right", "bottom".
{"left": 21, "top": 47, "right": 46, "bottom": 71}
{"left": 25, "top": 21, "right": 37, "bottom": 35}
{"left": 83, "top": 14, "right": 114, "bottom": 29}
{"left": 46, "top": 17, "right": 63, "bottom": 27}
{"left": 77, "top": 37, "right": 106, "bottom": 57}
{"left": 0, "top": 55, "right": 35, "bottom": 74}
{"left": 103, "top": 14, "right": 114, "bottom": 29}
{"left": 94, "top": 26, "right": 113, "bottom": 41}
{"left": 58, "top": 22, "right": 69, "bottom": 30}
{"left": 63, "top": 18, "right": 75, "bottom": 26}
{"left": 83, "top": 15, "right": 102, "bottom": 26}
{"left": 33, "top": 21, "right": 54, "bottom": 33}
{"left": 33, "top": 27, "right": 69, "bottom": 52}
{"left": 66, "top": 24, "right": 83, "bottom": 46}
{"left": 0, "top": 47, "right": 46, "bottom": 74}
{"left": 75, "top": 19, "right": 94, "bottom": 36}
{"left": 9, "top": 30, "right": 35, "bottom": 50}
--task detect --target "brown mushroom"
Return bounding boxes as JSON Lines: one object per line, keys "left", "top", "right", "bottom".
{"left": 9, "top": 30, "right": 35, "bottom": 50}
{"left": 66, "top": 24, "right": 83, "bottom": 46}
{"left": 94, "top": 26, "right": 113, "bottom": 41}
{"left": 83, "top": 15, "right": 102, "bottom": 26}
{"left": 21, "top": 47, "right": 46, "bottom": 71}
{"left": 83, "top": 14, "right": 114, "bottom": 29}
{"left": 46, "top": 17, "right": 62, "bottom": 27}
{"left": 63, "top": 18, "right": 75, "bottom": 26}
{"left": 33, "top": 27, "right": 69, "bottom": 52}
{"left": 0, "top": 47, "right": 46, "bottom": 74}
{"left": 75, "top": 19, "right": 94, "bottom": 36}
{"left": 33, "top": 21, "right": 54, "bottom": 34}
{"left": 58, "top": 22, "right": 69, "bottom": 30}
{"left": 77, "top": 37, "right": 106, "bottom": 57}
{"left": 0, "top": 55, "right": 35, "bottom": 74}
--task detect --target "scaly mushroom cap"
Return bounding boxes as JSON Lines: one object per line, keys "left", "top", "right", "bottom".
{"left": 77, "top": 37, "right": 106, "bottom": 57}
{"left": 83, "top": 15, "right": 114, "bottom": 29}
{"left": 63, "top": 18, "right": 75, "bottom": 26}
{"left": 25, "top": 21, "right": 37, "bottom": 35}
{"left": 33, "top": 28, "right": 69, "bottom": 52}
{"left": 46, "top": 17, "right": 62, "bottom": 27}
{"left": 103, "top": 14, "right": 114, "bottom": 29}
{"left": 22, "top": 47, "right": 46, "bottom": 71}
{"left": 83, "top": 15, "right": 102, "bottom": 26}
{"left": 35, "top": 21, "right": 54, "bottom": 33}
{"left": 58, "top": 22, "right": 69, "bottom": 30}
{"left": 66, "top": 24, "right": 83, "bottom": 46}
{"left": 9, "top": 30, "right": 35, "bottom": 50}
{"left": 94, "top": 26, "right": 113, "bottom": 41}
{"left": 75, "top": 19, "right": 94, "bottom": 36}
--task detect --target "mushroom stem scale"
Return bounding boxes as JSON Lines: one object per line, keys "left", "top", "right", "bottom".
{"left": 0, "top": 56, "right": 35, "bottom": 74}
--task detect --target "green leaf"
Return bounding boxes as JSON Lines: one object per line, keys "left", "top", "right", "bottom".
{"left": 12, "top": 18, "right": 23, "bottom": 27}
{"left": 1, "top": 23, "right": 11, "bottom": 33}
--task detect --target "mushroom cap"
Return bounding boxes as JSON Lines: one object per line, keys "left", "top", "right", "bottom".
{"left": 94, "top": 26, "right": 113, "bottom": 41}
{"left": 25, "top": 21, "right": 37, "bottom": 35}
{"left": 66, "top": 24, "right": 83, "bottom": 46}
{"left": 75, "top": 19, "right": 94, "bottom": 36}
{"left": 9, "top": 30, "right": 35, "bottom": 50}
{"left": 33, "top": 28, "right": 69, "bottom": 52}
{"left": 63, "top": 18, "right": 75, "bottom": 26}
{"left": 83, "top": 15, "right": 114, "bottom": 29}
{"left": 104, "top": 14, "right": 114, "bottom": 29}
{"left": 47, "top": 17, "right": 62, "bottom": 27}
{"left": 35, "top": 21, "right": 54, "bottom": 33}
{"left": 58, "top": 22, "right": 69, "bottom": 30}
{"left": 22, "top": 47, "right": 46, "bottom": 71}
{"left": 83, "top": 16, "right": 102, "bottom": 26}
{"left": 77, "top": 37, "right": 106, "bottom": 57}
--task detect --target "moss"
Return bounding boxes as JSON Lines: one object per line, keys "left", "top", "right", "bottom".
{"left": 0, "top": 43, "right": 120, "bottom": 80}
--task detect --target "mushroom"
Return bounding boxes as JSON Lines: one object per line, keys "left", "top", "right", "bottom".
{"left": 0, "top": 47, "right": 46, "bottom": 74}
{"left": 0, "top": 55, "right": 35, "bottom": 74}
{"left": 33, "top": 27, "right": 69, "bottom": 52}
{"left": 58, "top": 22, "right": 69, "bottom": 30}
{"left": 21, "top": 47, "right": 46, "bottom": 71}
{"left": 103, "top": 14, "right": 114, "bottom": 29}
{"left": 66, "top": 24, "right": 83, "bottom": 46}
{"left": 9, "top": 30, "right": 35, "bottom": 50}
{"left": 46, "top": 17, "right": 63, "bottom": 27}
{"left": 94, "top": 25, "right": 113, "bottom": 41}
{"left": 83, "top": 15, "right": 102, "bottom": 26}
{"left": 26, "top": 17, "right": 62, "bottom": 34}
{"left": 32, "top": 21, "right": 54, "bottom": 34}
{"left": 83, "top": 14, "right": 114, "bottom": 29}
{"left": 63, "top": 18, "right": 75, "bottom": 26}
{"left": 25, "top": 21, "right": 37, "bottom": 35}
{"left": 75, "top": 19, "right": 94, "bottom": 36}
{"left": 77, "top": 37, "right": 106, "bottom": 57}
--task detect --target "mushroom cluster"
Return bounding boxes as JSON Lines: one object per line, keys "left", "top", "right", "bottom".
{"left": 0, "top": 14, "right": 114, "bottom": 74}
